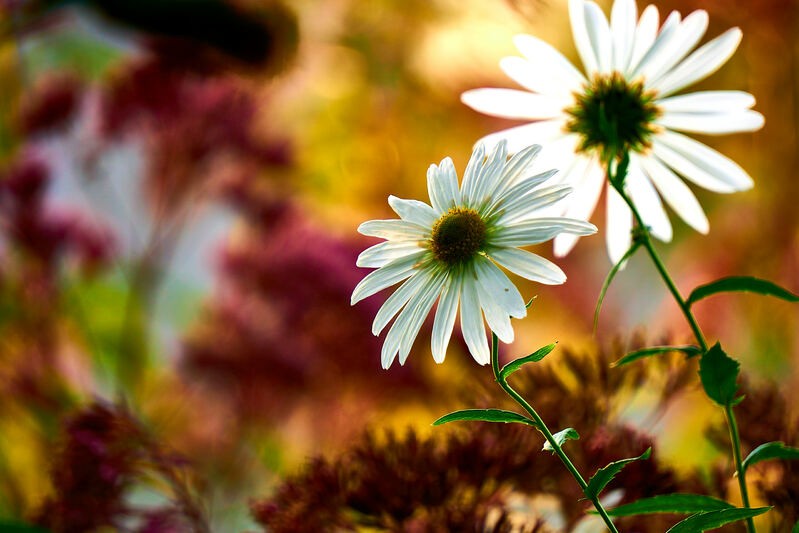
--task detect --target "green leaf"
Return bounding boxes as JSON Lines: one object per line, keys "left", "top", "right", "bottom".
{"left": 793, "top": 519, "right": 799, "bottom": 533}
{"left": 586, "top": 448, "right": 651, "bottom": 499}
{"left": 0, "top": 522, "right": 50, "bottom": 533}
{"left": 699, "top": 342, "right": 740, "bottom": 407}
{"left": 543, "top": 428, "right": 579, "bottom": 453}
{"left": 743, "top": 441, "right": 799, "bottom": 471}
{"left": 686, "top": 276, "right": 799, "bottom": 307}
{"left": 525, "top": 296, "right": 537, "bottom": 309}
{"left": 500, "top": 343, "right": 557, "bottom": 380}
{"left": 594, "top": 241, "right": 641, "bottom": 332}
{"left": 605, "top": 494, "right": 734, "bottom": 516}
{"left": 432, "top": 409, "right": 537, "bottom": 427}
{"left": 665, "top": 507, "right": 771, "bottom": 533}
{"left": 612, "top": 345, "right": 702, "bottom": 367}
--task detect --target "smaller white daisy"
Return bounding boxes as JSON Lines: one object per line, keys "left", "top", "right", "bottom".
{"left": 351, "top": 141, "right": 597, "bottom": 368}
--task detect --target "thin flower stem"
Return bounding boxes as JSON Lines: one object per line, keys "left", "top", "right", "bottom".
{"left": 489, "top": 333, "right": 620, "bottom": 533}
{"left": 607, "top": 160, "right": 754, "bottom": 533}
{"left": 726, "top": 404, "right": 756, "bottom": 532}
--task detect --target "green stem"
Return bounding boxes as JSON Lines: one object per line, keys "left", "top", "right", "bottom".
{"left": 490, "top": 333, "right": 619, "bottom": 533}
{"left": 726, "top": 404, "right": 756, "bottom": 532}
{"left": 608, "top": 160, "right": 754, "bottom": 533}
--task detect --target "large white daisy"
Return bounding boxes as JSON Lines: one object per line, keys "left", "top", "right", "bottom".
{"left": 461, "top": 0, "right": 764, "bottom": 263}
{"left": 351, "top": 141, "right": 596, "bottom": 368}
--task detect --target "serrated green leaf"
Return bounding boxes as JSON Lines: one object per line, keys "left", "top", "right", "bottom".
{"left": 432, "top": 409, "right": 537, "bottom": 427}
{"left": 586, "top": 448, "right": 651, "bottom": 499}
{"left": 500, "top": 343, "right": 557, "bottom": 379}
{"left": 743, "top": 441, "right": 799, "bottom": 471}
{"left": 612, "top": 345, "right": 702, "bottom": 367}
{"left": 687, "top": 276, "right": 799, "bottom": 307}
{"left": 665, "top": 507, "right": 771, "bottom": 533}
{"left": 699, "top": 342, "right": 740, "bottom": 407}
{"left": 604, "top": 494, "right": 733, "bottom": 516}
{"left": 543, "top": 428, "right": 579, "bottom": 453}
{"left": 594, "top": 241, "right": 641, "bottom": 332}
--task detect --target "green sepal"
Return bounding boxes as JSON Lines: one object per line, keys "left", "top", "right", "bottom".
{"left": 586, "top": 447, "right": 651, "bottom": 499}
{"left": 499, "top": 343, "right": 557, "bottom": 380}
{"left": 594, "top": 240, "right": 641, "bottom": 332}
{"left": 603, "top": 494, "right": 733, "bottom": 516}
{"left": 543, "top": 428, "right": 579, "bottom": 453}
{"left": 743, "top": 441, "right": 799, "bottom": 472}
{"left": 698, "top": 342, "right": 740, "bottom": 407}
{"left": 612, "top": 345, "right": 702, "bottom": 367}
{"left": 665, "top": 507, "right": 771, "bottom": 533}
{"left": 432, "top": 408, "right": 538, "bottom": 427}
{"left": 686, "top": 276, "right": 799, "bottom": 307}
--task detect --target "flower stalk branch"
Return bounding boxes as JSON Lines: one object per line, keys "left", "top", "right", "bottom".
{"left": 489, "top": 332, "right": 620, "bottom": 533}
{"left": 607, "top": 160, "right": 755, "bottom": 533}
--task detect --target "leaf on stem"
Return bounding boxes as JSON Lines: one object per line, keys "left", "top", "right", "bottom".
{"left": 698, "top": 342, "right": 740, "bottom": 407}
{"left": 594, "top": 241, "right": 641, "bottom": 333}
{"left": 604, "top": 494, "right": 733, "bottom": 516}
{"left": 686, "top": 276, "right": 799, "bottom": 307}
{"left": 665, "top": 507, "right": 771, "bottom": 533}
{"left": 525, "top": 296, "right": 537, "bottom": 309}
{"left": 542, "top": 428, "right": 579, "bottom": 453}
{"left": 432, "top": 408, "right": 538, "bottom": 427}
{"left": 586, "top": 447, "right": 651, "bottom": 499}
{"left": 499, "top": 343, "right": 557, "bottom": 380}
{"left": 612, "top": 345, "right": 702, "bottom": 367}
{"left": 743, "top": 441, "right": 799, "bottom": 471}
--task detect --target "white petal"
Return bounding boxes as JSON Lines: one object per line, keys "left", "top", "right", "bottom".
{"left": 635, "top": 154, "right": 709, "bottom": 233}
{"left": 611, "top": 0, "right": 637, "bottom": 72}
{"left": 388, "top": 195, "right": 438, "bottom": 227}
{"left": 657, "top": 91, "right": 756, "bottom": 113}
{"left": 427, "top": 164, "right": 447, "bottom": 214}
{"left": 655, "top": 130, "right": 754, "bottom": 192}
{"left": 570, "top": 0, "right": 599, "bottom": 75}
{"left": 476, "top": 120, "right": 567, "bottom": 155}
{"left": 626, "top": 163, "right": 672, "bottom": 241}
{"left": 460, "top": 272, "right": 490, "bottom": 365}
{"left": 490, "top": 246, "right": 566, "bottom": 285}
{"left": 358, "top": 219, "right": 427, "bottom": 240}
{"left": 496, "top": 143, "right": 543, "bottom": 194}
{"left": 357, "top": 240, "right": 424, "bottom": 268}
{"left": 487, "top": 170, "right": 559, "bottom": 218}
{"left": 627, "top": 4, "right": 659, "bottom": 77}
{"left": 657, "top": 110, "right": 764, "bottom": 135}
{"left": 654, "top": 28, "right": 742, "bottom": 97}
{"left": 431, "top": 274, "right": 460, "bottom": 363}
{"left": 494, "top": 184, "right": 573, "bottom": 226}
{"left": 461, "top": 89, "right": 566, "bottom": 121}
{"left": 583, "top": 1, "right": 613, "bottom": 73}
{"left": 493, "top": 218, "right": 598, "bottom": 247}
{"left": 606, "top": 184, "right": 633, "bottom": 264}
{"left": 508, "top": 34, "right": 586, "bottom": 94}
{"left": 351, "top": 250, "right": 427, "bottom": 305}
{"left": 631, "top": 10, "right": 683, "bottom": 79}
{"left": 554, "top": 157, "right": 604, "bottom": 256}
{"left": 461, "top": 142, "right": 486, "bottom": 207}
{"left": 475, "top": 256, "right": 526, "bottom": 318}
{"left": 372, "top": 268, "right": 433, "bottom": 335}
{"left": 397, "top": 272, "right": 447, "bottom": 365}
{"left": 470, "top": 140, "right": 508, "bottom": 209}
{"left": 475, "top": 278, "right": 514, "bottom": 343}
{"left": 439, "top": 157, "right": 461, "bottom": 206}
{"left": 641, "top": 10, "right": 708, "bottom": 83}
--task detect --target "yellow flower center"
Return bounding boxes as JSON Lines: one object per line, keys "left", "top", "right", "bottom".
{"left": 430, "top": 207, "right": 486, "bottom": 266}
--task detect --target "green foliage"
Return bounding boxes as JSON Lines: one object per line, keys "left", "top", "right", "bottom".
{"left": 586, "top": 447, "right": 651, "bottom": 499}
{"left": 499, "top": 343, "right": 557, "bottom": 380}
{"left": 612, "top": 345, "right": 702, "bottom": 367}
{"left": 605, "top": 494, "right": 733, "bottom": 516}
{"left": 432, "top": 409, "right": 537, "bottom": 427}
{"left": 793, "top": 519, "right": 799, "bottom": 533}
{"left": 542, "top": 428, "right": 579, "bottom": 453}
{"left": 743, "top": 441, "right": 799, "bottom": 471}
{"left": 665, "top": 507, "right": 771, "bottom": 533}
{"left": 686, "top": 276, "right": 799, "bottom": 307}
{"left": 0, "top": 522, "right": 49, "bottom": 533}
{"left": 594, "top": 240, "right": 641, "bottom": 332}
{"left": 699, "top": 342, "right": 741, "bottom": 407}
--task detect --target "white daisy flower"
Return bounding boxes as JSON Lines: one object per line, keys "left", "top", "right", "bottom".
{"left": 350, "top": 141, "right": 597, "bottom": 369}
{"left": 461, "top": 0, "right": 764, "bottom": 263}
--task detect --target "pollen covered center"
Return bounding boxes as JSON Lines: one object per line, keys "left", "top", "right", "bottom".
{"left": 431, "top": 207, "right": 486, "bottom": 266}
{"left": 565, "top": 72, "right": 660, "bottom": 162}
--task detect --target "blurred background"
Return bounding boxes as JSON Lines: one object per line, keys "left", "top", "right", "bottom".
{"left": 0, "top": 0, "right": 796, "bottom": 531}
